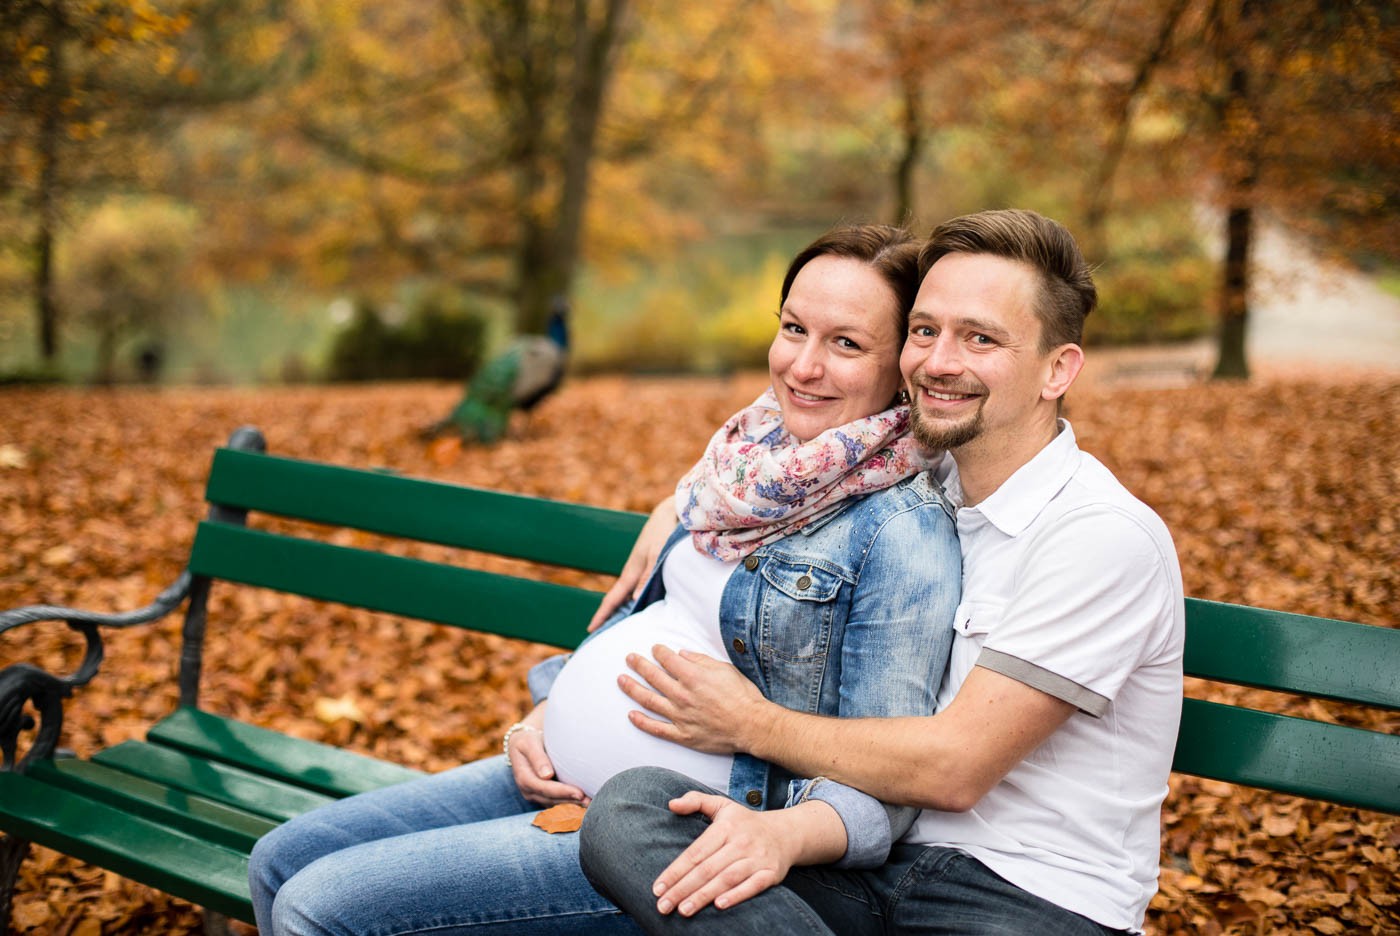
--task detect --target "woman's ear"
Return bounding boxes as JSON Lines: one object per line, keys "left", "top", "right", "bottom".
{"left": 1042, "top": 343, "right": 1085, "bottom": 402}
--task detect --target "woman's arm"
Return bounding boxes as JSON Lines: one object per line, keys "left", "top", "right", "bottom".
{"left": 505, "top": 701, "right": 589, "bottom": 805}
{"left": 794, "top": 500, "right": 962, "bottom": 864}
{"left": 589, "top": 495, "right": 678, "bottom": 631}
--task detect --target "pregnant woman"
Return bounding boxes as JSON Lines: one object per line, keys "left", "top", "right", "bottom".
{"left": 248, "top": 224, "right": 961, "bottom": 936}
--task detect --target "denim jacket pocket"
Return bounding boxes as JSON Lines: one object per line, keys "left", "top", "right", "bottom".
{"left": 756, "top": 559, "right": 844, "bottom": 669}
{"left": 759, "top": 559, "right": 845, "bottom": 602}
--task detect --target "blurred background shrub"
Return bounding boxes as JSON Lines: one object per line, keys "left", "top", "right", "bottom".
{"left": 325, "top": 287, "right": 487, "bottom": 382}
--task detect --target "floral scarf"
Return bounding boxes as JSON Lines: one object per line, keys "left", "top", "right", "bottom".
{"left": 676, "top": 388, "right": 940, "bottom": 561}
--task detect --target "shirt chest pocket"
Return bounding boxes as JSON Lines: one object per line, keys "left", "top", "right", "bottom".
{"left": 756, "top": 560, "right": 845, "bottom": 664}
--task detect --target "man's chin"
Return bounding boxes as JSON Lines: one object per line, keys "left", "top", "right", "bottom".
{"left": 912, "top": 411, "right": 982, "bottom": 450}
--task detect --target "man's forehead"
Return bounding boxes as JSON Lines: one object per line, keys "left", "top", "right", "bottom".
{"left": 912, "top": 253, "right": 1039, "bottom": 324}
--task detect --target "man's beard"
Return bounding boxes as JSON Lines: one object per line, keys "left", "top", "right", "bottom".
{"left": 910, "top": 397, "right": 984, "bottom": 450}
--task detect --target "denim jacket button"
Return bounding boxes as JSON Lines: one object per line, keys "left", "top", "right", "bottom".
{"left": 745, "top": 789, "right": 763, "bottom": 806}
{"left": 796, "top": 574, "right": 812, "bottom": 590}
{"left": 732, "top": 637, "right": 747, "bottom": 654}
{"left": 743, "top": 555, "right": 759, "bottom": 571}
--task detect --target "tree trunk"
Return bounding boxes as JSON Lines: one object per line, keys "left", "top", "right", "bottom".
{"left": 1083, "top": 0, "right": 1191, "bottom": 259}
{"left": 1210, "top": 4, "right": 1259, "bottom": 381}
{"left": 892, "top": 70, "right": 923, "bottom": 227}
{"left": 33, "top": 17, "right": 64, "bottom": 362}
{"left": 1212, "top": 202, "right": 1252, "bottom": 379}
{"left": 516, "top": 0, "right": 627, "bottom": 335}
{"left": 34, "top": 200, "right": 58, "bottom": 363}
{"left": 94, "top": 320, "right": 118, "bottom": 385}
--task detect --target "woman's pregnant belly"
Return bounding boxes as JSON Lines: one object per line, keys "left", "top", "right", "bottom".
{"left": 543, "top": 600, "right": 734, "bottom": 799}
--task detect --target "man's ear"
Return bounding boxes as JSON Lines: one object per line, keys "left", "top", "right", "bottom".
{"left": 1042, "top": 343, "right": 1084, "bottom": 401}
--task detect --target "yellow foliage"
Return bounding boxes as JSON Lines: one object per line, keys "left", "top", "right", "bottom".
{"left": 697, "top": 253, "right": 786, "bottom": 370}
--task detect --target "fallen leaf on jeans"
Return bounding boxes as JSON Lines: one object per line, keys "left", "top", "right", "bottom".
{"left": 532, "top": 803, "right": 587, "bottom": 834}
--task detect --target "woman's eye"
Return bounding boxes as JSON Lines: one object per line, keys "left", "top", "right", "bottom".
{"left": 782, "top": 321, "right": 806, "bottom": 335}
{"left": 836, "top": 337, "right": 860, "bottom": 350}
{"left": 971, "top": 334, "right": 994, "bottom": 346}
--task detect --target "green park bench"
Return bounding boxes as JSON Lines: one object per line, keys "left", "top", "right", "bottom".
{"left": 2, "top": 427, "right": 1397, "bottom": 930}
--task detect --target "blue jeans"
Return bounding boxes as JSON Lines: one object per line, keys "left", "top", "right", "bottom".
{"left": 248, "top": 755, "right": 640, "bottom": 935}
{"left": 579, "top": 767, "right": 1129, "bottom": 936}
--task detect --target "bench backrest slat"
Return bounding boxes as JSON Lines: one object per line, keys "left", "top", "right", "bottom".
{"left": 204, "top": 448, "right": 646, "bottom": 576}
{"left": 188, "top": 522, "right": 593, "bottom": 649}
{"left": 1183, "top": 598, "right": 1400, "bottom": 709}
{"left": 1174, "top": 697, "right": 1400, "bottom": 814}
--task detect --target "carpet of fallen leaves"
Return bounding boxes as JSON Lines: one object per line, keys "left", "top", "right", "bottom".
{"left": 1, "top": 366, "right": 1397, "bottom": 935}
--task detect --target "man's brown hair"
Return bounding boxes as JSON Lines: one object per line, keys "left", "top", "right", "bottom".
{"left": 919, "top": 210, "right": 1096, "bottom": 351}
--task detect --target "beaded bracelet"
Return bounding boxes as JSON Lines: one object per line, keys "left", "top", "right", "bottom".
{"left": 502, "top": 721, "right": 542, "bottom": 760}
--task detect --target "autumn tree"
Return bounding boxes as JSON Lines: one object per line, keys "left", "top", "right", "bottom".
{"left": 0, "top": 0, "right": 314, "bottom": 370}
{"left": 176, "top": 0, "right": 781, "bottom": 335}
{"left": 0, "top": 0, "right": 193, "bottom": 362}
{"left": 62, "top": 199, "right": 195, "bottom": 382}
{"left": 1074, "top": 0, "right": 1399, "bottom": 378}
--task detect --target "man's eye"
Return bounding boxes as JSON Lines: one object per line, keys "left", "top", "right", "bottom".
{"left": 911, "top": 326, "right": 934, "bottom": 337}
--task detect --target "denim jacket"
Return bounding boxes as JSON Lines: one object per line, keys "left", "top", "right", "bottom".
{"left": 529, "top": 472, "right": 960, "bottom": 867}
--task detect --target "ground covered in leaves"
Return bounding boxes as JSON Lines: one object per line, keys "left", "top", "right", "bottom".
{"left": 2, "top": 369, "right": 1397, "bottom": 934}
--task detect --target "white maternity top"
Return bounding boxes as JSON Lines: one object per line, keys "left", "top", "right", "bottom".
{"left": 543, "top": 540, "right": 737, "bottom": 798}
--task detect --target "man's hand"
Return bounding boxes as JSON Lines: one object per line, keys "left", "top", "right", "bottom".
{"left": 652, "top": 796, "right": 845, "bottom": 917}
{"left": 588, "top": 496, "right": 677, "bottom": 631}
{"left": 507, "top": 703, "right": 589, "bottom": 806}
{"left": 618, "top": 645, "right": 770, "bottom": 754}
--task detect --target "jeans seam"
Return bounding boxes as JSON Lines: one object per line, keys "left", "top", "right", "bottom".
{"left": 363, "top": 905, "right": 628, "bottom": 936}
{"left": 885, "top": 844, "right": 959, "bottom": 919}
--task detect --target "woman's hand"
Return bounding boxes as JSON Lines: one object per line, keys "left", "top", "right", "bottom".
{"left": 506, "top": 702, "right": 588, "bottom": 806}
{"left": 588, "top": 496, "right": 678, "bottom": 631}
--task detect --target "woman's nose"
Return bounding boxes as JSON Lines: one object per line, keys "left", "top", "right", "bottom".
{"left": 790, "top": 344, "right": 824, "bottom": 381}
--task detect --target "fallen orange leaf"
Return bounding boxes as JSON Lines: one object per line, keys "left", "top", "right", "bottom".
{"left": 532, "top": 803, "right": 587, "bottom": 834}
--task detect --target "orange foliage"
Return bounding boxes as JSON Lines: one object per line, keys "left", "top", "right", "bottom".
{"left": 1, "top": 370, "right": 1397, "bottom": 933}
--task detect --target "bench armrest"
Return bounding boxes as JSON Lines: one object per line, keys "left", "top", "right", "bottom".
{"left": 1, "top": 571, "right": 192, "bottom": 773}
{"left": 0, "top": 571, "right": 192, "bottom": 633}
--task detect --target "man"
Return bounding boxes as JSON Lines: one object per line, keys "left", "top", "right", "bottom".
{"left": 578, "top": 209, "right": 1185, "bottom": 935}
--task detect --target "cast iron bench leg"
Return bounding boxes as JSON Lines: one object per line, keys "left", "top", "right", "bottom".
{"left": 0, "top": 834, "right": 29, "bottom": 932}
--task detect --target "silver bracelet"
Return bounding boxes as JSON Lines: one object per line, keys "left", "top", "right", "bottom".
{"left": 502, "top": 721, "right": 542, "bottom": 760}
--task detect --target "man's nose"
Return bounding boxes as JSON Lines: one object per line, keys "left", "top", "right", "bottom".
{"left": 920, "top": 333, "right": 964, "bottom": 377}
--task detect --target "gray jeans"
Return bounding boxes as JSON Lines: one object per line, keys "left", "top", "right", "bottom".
{"left": 579, "top": 766, "right": 1128, "bottom": 936}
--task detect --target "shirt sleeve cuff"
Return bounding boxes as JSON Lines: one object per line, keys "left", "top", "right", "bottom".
{"left": 976, "top": 648, "right": 1109, "bottom": 717}
{"left": 786, "top": 777, "right": 892, "bottom": 869}
{"left": 526, "top": 654, "right": 569, "bottom": 705}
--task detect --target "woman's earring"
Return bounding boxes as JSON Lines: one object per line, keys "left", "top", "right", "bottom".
{"left": 896, "top": 389, "right": 910, "bottom": 405}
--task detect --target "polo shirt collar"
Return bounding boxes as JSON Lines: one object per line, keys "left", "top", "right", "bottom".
{"left": 944, "top": 420, "right": 1081, "bottom": 537}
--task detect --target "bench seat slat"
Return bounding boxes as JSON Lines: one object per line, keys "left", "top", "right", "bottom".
{"left": 148, "top": 706, "right": 423, "bottom": 798}
{"left": 1184, "top": 598, "right": 1400, "bottom": 709}
{"left": 1173, "top": 697, "right": 1400, "bottom": 814}
{"left": 0, "top": 772, "right": 253, "bottom": 922}
{"left": 188, "top": 522, "right": 594, "bottom": 650}
{"left": 26, "top": 758, "right": 276, "bottom": 852}
{"left": 204, "top": 448, "right": 646, "bottom": 575}
{"left": 92, "top": 741, "right": 334, "bottom": 822}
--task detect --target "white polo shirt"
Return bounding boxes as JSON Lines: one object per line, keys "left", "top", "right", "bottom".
{"left": 906, "top": 421, "right": 1184, "bottom": 933}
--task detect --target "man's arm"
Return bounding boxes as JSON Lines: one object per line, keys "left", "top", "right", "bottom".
{"left": 620, "top": 649, "right": 1075, "bottom": 811}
